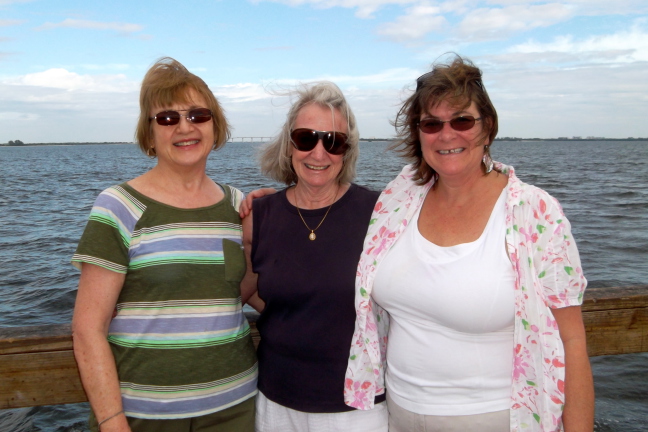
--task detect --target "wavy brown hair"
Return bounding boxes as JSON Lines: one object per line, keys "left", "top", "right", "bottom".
{"left": 135, "top": 57, "right": 231, "bottom": 156}
{"left": 392, "top": 55, "right": 498, "bottom": 184}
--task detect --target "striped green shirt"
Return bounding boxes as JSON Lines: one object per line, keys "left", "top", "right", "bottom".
{"left": 72, "top": 183, "right": 257, "bottom": 419}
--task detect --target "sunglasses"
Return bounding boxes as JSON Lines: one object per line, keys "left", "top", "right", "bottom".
{"left": 290, "top": 128, "right": 349, "bottom": 155}
{"left": 417, "top": 116, "right": 482, "bottom": 134}
{"left": 149, "top": 108, "right": 213, "bottom": 126}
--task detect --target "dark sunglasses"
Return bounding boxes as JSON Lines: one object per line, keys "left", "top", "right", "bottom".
{"left": 417, "top": 116, "right": 482, "bottom": 134}
{"left": 149, "top": 108, "right": 213, "bottom": 126}
{"left": 290, "top": 128, "right": 349, "bottom": 155}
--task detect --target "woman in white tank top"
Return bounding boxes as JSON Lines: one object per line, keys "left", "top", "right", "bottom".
{"left": 344, "top": 55, "right": 594, "bottom": 432}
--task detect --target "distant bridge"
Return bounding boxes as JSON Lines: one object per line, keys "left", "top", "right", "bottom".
{"left": 228, "top": 137, "right": 273, "bottom": 143}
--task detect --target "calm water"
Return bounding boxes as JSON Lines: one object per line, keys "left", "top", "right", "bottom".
{"left": 0, "top": 141, "right": 646, "bottom": 431}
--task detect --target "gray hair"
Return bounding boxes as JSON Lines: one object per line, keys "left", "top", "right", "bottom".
{"left": 259, "top": 81, "right": 359, "bottom": 185}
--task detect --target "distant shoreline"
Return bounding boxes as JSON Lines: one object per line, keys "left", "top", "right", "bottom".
{"left": 1, "top": 137, "right": 647, "bottom": 147}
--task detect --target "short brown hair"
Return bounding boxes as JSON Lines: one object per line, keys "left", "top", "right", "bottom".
{"left": 392, "top": 55, "right": 498, "bottom": 184}
{"left": 135, "top": 57, "right": 231, "bottom": 156}
{"left": 259, "top": 81, "right": 359, "bottom": 185}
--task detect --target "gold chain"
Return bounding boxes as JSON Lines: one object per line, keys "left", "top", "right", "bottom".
{"left": 294, "top": 186, "right": 339, "bottom": 241}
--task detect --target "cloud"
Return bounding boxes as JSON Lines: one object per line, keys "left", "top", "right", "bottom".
{"left": 36, "top": 19, "right": 143, "bottom": 35}
{"left": 507, "top": 20, "right": 648, "bottom": 63}
{"left": 3, "top": 68, "right": 138, "bottom": 93}
{"left": 0, "top": 0, "right": 32, "bottom": 5}
{"left": 378, "top": 5, "right": 447, "bottom": 41}
{"left": 457, "top": 3, "right": 573, "bottom": 40}
{"left": 0, "top": 19, "right": 25, "bottom": 26}
{"left": 252, "top": 0, "right": 417, "bottom": 19}
{"left": 317, "top": 67, "right": 419, "bottom": 87}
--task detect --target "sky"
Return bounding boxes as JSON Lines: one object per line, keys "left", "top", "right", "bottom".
{"left": 1, "top": 0, "right": 647, "bottom": 143}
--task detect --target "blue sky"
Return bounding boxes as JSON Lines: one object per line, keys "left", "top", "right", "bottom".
{"left": 1, "top": 0, "right": 647, "bottom": 142}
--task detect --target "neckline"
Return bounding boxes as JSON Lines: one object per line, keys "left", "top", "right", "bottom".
{"left": 281, "top": 183, "right": 356, "bottom": 215}
{"left": 121, "top": 182, "right": 228, "bottom": 211}
{"left": 416, "top": 186, "right": 507, "bottom": 250}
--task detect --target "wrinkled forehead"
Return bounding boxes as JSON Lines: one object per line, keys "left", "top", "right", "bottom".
{"left": 150, "top": 85, "right": 206, "bottom": 111}
{"left": 423, "top": 93, "right": 474, "bottom": 115}
{"left": 295, "top": 103, "right": 348, "bottom": 131}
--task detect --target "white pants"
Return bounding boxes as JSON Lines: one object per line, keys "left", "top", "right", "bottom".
{"left": 255, "top": 391, "right": 388, "bottom": 432}
{"left": 387, "top": 392, "right": 510, "bottom": 432}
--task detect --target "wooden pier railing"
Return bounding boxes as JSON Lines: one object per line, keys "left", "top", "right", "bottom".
{"left": 1, "top": 285, "right": 646, "bottom": 410}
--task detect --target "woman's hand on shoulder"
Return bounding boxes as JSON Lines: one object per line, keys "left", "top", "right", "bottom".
{"left": 239, "top": 188, "right": 277, "bottom": 218}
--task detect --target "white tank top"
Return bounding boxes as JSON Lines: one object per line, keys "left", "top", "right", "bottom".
{"left": 373, "top": 189, "right": 515, "bottom": 416}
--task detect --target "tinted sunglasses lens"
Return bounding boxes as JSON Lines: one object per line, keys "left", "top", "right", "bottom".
{"left": 188, "top": 108, "right": 212, "bottom": 124}
{"left": 323, "top": 132, "right": 349, "bottom": 155}
{"left": 155, "top": 111, "right": 180, "bottom": 126}
{"left": 291, "top": 129, "right": 318, "bottom": 151}
{"left": 418, "top": 119, "right": 443, "bottom": 134}
{"left": 450, "top": 116, "right": 475, "bottom": 131}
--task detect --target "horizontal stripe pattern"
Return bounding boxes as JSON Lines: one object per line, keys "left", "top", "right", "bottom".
{"left": 90, "top": 186, "right": 146, "bottom": 248}
{"left": 121, "top": 363, "right": 258, "bottom": 419}
{"left": 128, "top": 223, "right": 242, "bottom": 269}
{"left": 71, "top": 254, "right": 129, "bottom": 273}
{"left": 73, "top": 183, "right": 257, "bottom": 419}
{"left": 108, "top": 299, "right": 251, "bottom": 348}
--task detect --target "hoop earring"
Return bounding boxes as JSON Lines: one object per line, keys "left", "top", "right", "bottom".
{"left": 483, "top": 145, "right": 493, "bottom": 174}
{"left": 146, "top": 146, "right": 156, "bottom": 158}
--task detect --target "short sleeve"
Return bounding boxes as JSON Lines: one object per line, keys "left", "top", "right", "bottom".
{"left": 533, "top": 193, "right": 587, "bottom": 308}
{"left": 71, "top": 185, "right": 143, "bottom": 273}
{"left": 225, "top": 185, "right": 245, "bottom": 214}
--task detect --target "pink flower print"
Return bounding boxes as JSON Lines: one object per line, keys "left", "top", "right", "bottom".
{"left": 539, "top": 199, "right": 547, "bottom": 214}
{"left": 551, "top": 358, "right": 565, "bottom": 368}
{"left": 557, "top": 379, "right": 565, "bottom": 394}
{"left": 374, "top": 201, "right": 383, "bottom": 212}
{"left": 349, "top": 380, "right": 371, "bottom": 408}
{"left": 384, "top": 188, "right": 393, "bottom": 195}
{"left": 513, "top": 345, "right": 530, "bottom": 380}
{"left": 345, "top": 378, "right": 353, "bottom": 391}
{"left": 519, "top": 226, "right": 539, "bottom": 244}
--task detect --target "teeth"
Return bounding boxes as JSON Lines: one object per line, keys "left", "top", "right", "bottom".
{"left": 439, "top": 148, "right": 464, "bottom": 155}
{"left": 174, "top": 140, "right": 199, "bottom": 147}
{"left": 305, "top": 164, "right": 327, "bottom": 170}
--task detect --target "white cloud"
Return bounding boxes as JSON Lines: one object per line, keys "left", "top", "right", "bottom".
{"left": 508, "top": 20, "right": 648, "bottom": 62}
{"left": 317, "top": 67, "right": 419, "bottom": 87}
{"left": 3, "top": 68, "right": 138, "bottom": 92}
{"left": 458, "top": 3, "right": 573, "bottom": 40}
{"left": 0, "top": 111, "right": 38, "bottom": 121}
{"left": 0, "top": 19, "right": 24, "bottom": 26}
{"left": 378, "top": 5, "right": 447, "bottom": 41}
{"left": 36, "top": 19, "right": 143, "bottom": 35}
{"left": 0, "top": 0, "right": 32, "bottom": 5}
{"left": 251, "top": 0, "right": 417, "bottom": 19}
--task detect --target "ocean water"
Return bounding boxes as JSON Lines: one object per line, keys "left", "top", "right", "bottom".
{"left": 0, "top": 141, "right": 646, "bottom": 431}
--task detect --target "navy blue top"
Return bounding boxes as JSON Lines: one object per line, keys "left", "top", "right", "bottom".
{"left": 252, "top": 183, "right": 383, "bottom": 413}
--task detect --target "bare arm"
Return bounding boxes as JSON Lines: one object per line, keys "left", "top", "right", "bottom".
{"left": 553, "top": 305, "right": 594, "bottom": 432}
{"left": 239, "top": 188, "right": 277, "bottom": 218}
{"left": 72, "top": 263, "right": 130, "bottom": 431}
{"left": 240, "top": 211, "right": 265, "bottom": 312}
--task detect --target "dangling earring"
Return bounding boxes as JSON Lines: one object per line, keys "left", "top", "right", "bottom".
{"left": 146, "top": 146, "right": 156, "bottom": 158}
{"left": 482, "top": 145, "right": 493, "bottom": 174}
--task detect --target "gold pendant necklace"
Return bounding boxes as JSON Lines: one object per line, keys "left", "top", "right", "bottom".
{"left": 295, "top": 186, "right": 339, "bottom": 241}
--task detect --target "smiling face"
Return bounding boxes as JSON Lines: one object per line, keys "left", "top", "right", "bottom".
{"left": 150, "top": 88, "right": 215, "bottom": 171}
{"left": 419, "top": 99, "right": 486, "bottom": 182}
{"left": 291, "top": 103, "right": 348, "bottom": 192}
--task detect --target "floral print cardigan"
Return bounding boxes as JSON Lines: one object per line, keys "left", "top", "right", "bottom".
{"left": 344, "top": 163, "right": 587, "bottom": 432}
